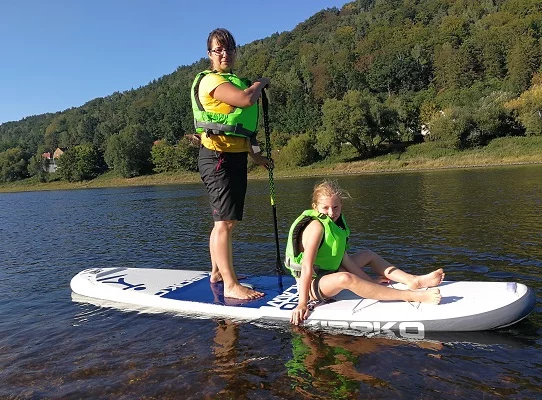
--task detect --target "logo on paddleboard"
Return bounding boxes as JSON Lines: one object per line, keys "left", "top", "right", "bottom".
{"left": 265, "top": 284, "right": 426, "bottom": 339}
{"left": 265, "top": 284, "right": 299, "bottom": 310}
{"left": 304, "top": 320, "right": 425, "bottom": 339}
{"left": 97, "top": 273, "right": 146, "bottom": 291}
{"left": 155, "top": 274, "right": 208, "bottom": 297}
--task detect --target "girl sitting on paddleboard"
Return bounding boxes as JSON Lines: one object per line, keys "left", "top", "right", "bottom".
{"left": 285, "top": 179, "right": 444, "bottom": 326}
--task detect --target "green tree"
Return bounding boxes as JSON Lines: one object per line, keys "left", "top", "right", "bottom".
{"left": 434, "top": 40, "right": 483, "bottom": 91}
{"left": 175, "top": 136, "right": 199, "bottom": 172}
{"left": 479, "top": 37, "right": 506, "bottom": 80}
{"left": 44, "top": 117, "right": 66, "bottom": 151}
{"left": 505, "top": 36, "right": 541, "bottom": 94}
{"left": 0, "top": 147, "right": 29, "bottom": 182}
{"left": 57, "top": 144, "right": 105, "bottom": 182}
{"left": 385, "top": 93, "right": 425, "bottom": 142}
{"left": 56, "top": 149, "right": 76, "bottom": 181}
{"left": 77, "top": 114, "right": 100, "bottom": 144}
{"left": 277, "top": 133, "right": 319, "bottom": 168}
{"left": 438, "top": 14, "right": 470, "bottom": 47}
{"left": 427, "top": 108, "right": 475, "bottom": 148}
{"left": 151, "top": 140, "right": 178, "bottom": 173}
{"left": 505, "top": 80, "right": 542, "bottom": 136}
{"left": 150, "top": 137, "right": 198, "bottom": 173}
{"left": 104, "top": 124, "right": 153, "bottom": 178}
{"left": 433, "top": 42, "right": 462, "bottom": 90}
{"left": 27, "top": 153, "right": 48, "bottom": 182}
{"left": 367, "top": 53, "right": 430, "bottom": 94}
{"left": 317, "top": 90, "right": 399, "bottom": 157}
{"left": 470, "top": 91, "right": 521, "bottom": 144}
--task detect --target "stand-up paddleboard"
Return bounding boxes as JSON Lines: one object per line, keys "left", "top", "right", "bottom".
{"left": 70, "top": 267, "right": 535, "bottom": 339}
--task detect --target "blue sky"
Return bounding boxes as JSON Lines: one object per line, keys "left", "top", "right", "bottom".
{"left": 0, "top": 0, "right": 350, "bottom": 124}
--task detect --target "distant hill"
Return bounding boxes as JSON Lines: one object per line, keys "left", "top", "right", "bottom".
{"left": 0, "top": 0, "right": 540, "bottom": 182}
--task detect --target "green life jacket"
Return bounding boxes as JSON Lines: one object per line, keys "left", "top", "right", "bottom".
{"left": 284, "top": 210, "right": 350, "bottom": 278}
{"left": 191, "top": 70, "right": 259, "bottom": 138}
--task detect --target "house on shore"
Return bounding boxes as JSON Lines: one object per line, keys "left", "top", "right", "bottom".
{"left": 41, "top": 148, "right": 65, "bottom": 173}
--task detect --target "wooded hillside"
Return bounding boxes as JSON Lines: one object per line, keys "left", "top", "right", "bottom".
{"left": 0, "top": 0, "right": 540, "bottom": 182}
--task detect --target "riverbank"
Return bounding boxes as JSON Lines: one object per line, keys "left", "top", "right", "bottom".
{"left": 2, "top": 136, "right": 542, "bottom": 193}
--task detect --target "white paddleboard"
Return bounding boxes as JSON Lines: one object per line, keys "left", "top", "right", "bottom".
{"left": 70, "top": 267, "right": 535, "bottom": 339}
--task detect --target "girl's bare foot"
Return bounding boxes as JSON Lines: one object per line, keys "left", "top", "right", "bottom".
{"left": 224, "top": 283, "right": 264, "bottom": 300}
{"left": 410, "top": 288, "right": 441, "bottom": 304}
{"left": 408, "top": 268, "right": 445, "bottom": 290}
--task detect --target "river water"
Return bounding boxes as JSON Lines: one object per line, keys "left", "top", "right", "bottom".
{"left": 1, "top": 165, "right": 541, "bottom": 399}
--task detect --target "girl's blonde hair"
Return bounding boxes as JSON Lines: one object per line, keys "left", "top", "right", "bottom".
{"left": 311, "top": 179, "right": 351, "bottom": 206}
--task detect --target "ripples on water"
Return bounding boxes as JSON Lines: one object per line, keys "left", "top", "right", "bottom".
{"left": 0, "top": 165, "right": 541, "bottom": 399}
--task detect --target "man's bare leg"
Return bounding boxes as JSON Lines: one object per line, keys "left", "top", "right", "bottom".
{"left": 209, "top": 226, "right": 223, "bottom": 283}
{"left": 210, "top": 221, "right": 264, "bottom": 299}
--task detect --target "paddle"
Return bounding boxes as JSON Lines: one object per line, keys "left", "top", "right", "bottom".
{"left": 261, "top": 89, "right": 283, "bottom": 281}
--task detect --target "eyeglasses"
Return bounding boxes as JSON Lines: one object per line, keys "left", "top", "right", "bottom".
{"left": 210, "top": 48, "right": 236, "bottom": 56}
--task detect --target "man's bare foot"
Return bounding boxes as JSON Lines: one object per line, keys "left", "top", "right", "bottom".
{"left": 210, "top": 271, "right": 223, "bottom": 283}
{"left": 210, "top": 272, "right": 248, "bottom": 283}
{"left": 408, "top": 268, "right": 445, "bottom": 290}
{"left": 410, "top": 288, "right": 441, "bottom": 304}
{"left": 224, "top": 283, "right": 264, "bottom": 300}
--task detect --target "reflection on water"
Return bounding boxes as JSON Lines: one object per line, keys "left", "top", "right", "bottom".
{"left": 284, "top": 321, "right": 542, "bottom": 399}
{"left": 286, "top": 327, "right": 442, "bottom": 398}
{"left": 0, "top": 165, "right": 541, "bottom": 398}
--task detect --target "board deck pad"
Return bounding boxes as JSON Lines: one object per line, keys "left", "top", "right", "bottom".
{"left": 71, "top": 267, "right": 536, "bottom": 339}
{"left": 160, "top": 275, "right": 295, "bottom": 308}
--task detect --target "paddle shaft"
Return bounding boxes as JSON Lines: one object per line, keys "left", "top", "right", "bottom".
{"left": 261, "top": 89, "right": 282, "bottom": 275}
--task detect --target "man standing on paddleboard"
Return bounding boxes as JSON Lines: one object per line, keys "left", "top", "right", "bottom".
{"left": 191, "top": 28, "right": 272, "bottom": 300}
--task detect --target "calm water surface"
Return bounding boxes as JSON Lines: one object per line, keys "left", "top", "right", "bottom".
{"left": 1, "top": 165, "right": 541, "bottom": 399}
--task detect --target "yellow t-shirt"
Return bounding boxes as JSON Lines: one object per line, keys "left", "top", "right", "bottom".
{"left": 198, "top": 73, "right": 250, "bottom": 152}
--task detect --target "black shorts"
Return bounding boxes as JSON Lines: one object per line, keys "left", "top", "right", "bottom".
{"left": 310, "top": 275, "right": 329, "bottom": 302}
{"left": 198, "top": 146, "right": 248, "bottom": 221}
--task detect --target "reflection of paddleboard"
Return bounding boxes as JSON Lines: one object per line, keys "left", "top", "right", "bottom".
{"left": 70, "top": 268, "right": 535, "bottom": 339}
{"left": 422, "top": 325, "right": 537, "bottom": 348}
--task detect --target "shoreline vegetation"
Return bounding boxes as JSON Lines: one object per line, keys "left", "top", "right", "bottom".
{"left": 2, "top": 1, "right": 541, "bottom": 196}
{"left": 1, "top": 137, "right": 541, "bottom": 193}
{"left": 2, "top": 2, "right": 541, "bottom": 196}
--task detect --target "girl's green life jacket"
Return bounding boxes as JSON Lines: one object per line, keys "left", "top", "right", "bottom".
{"left": 285, "top": 209, "right": 350, "bottom": 278}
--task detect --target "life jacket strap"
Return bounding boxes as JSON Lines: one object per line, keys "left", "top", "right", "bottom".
{"left": 284, "top": 257, "right": 302, "bottom": 278}
{"left": 284, "top": 257, "right": 320, "bottom": 279}
{"left": 194, "top": 120, "right": 255, "bottom": 138}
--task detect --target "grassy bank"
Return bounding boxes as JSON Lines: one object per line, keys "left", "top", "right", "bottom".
{"left": 1, "top": 136, "right": 541, "bottom": 193}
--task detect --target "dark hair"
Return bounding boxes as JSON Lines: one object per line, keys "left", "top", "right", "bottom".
{"left": 207, "top": 28, "right": 236, "bottom": 51}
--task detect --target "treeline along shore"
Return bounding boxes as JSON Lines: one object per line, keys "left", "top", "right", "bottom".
{"left": 1, "top": 136, "right": 541, "bottom": 193}
{"left": 1, "top": 0, "right": 541, "bottom": 190}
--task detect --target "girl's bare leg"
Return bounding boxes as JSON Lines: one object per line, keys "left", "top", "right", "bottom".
{"left": 403, "top": 269, "right": 445, "bottom": 290}
{"left": 318, "top": 272, "right": 442, "bottom": 305}
{"left": 349, "top": 250, "right": 444, "bottom": 289}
